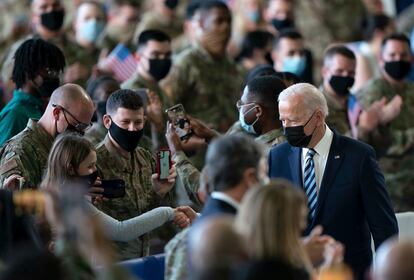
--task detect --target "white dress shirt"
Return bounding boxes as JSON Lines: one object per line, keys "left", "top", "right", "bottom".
{"left": 211, "top": 192, "right": 240, "bottom": 210}
{"left": 301, "top": 125, "right": 334, "bottom": 191}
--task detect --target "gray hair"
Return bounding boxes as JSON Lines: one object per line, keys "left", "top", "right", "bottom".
{"left": 278, "top": 83, "right": 329, "bottom": 118}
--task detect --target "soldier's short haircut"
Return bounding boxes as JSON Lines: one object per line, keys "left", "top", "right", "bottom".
{"left": 205, "top": 135, "right": 263, "bottom": 192}
{"left": 198, "top": 0, "right": 230, "bottom": 18}
{"left": 247, "top": 75, "right": 286, "bottom": 112}
{"left": 237, "top": 30, "right": 274, "bottom": 60}
{"left": 136, "top": 30, "right": 171, "bottom": 50}
{"left": 108, "top": 0, "right": 141, "bottom": 9}
{"left": 12, "top": 38, "right": 65, "bottom": 89}
{"left": 363, "top": 14, "right": 392, "bottom": 41}
{"left": 272, "top": 28, "right": 303, "bottom": 50}
{"left": 381, "top": 33, "right": 411, "bottom": 51}
{"left": 323, "top": 44, "right": 356, "bottom": 67}
{"left": 106, "top": 89, "right": 143, "bottom": 115}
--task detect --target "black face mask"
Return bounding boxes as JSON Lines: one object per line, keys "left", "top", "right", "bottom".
{"left": 109, "top": 118, "right": 143, "bottom": 152}
{"left": 329, "top": 75, "right": 355, "bottom": 97}
{"left": 384, "top": 60, "right": 412, "bottom": 80}
{"left": 165, "top": 0, "right": 179, "bottom": 10}
{"left": 283, "top": 113, "right": 316, "bottom": 148}
{"left": 149, "top": 58, "right": 172, "bottom": 81}
{"left": 37, "top": 77, "right": 60, "bottom": 98}
{"left": 40, "top": 10, "right": 65, "bottom": 31}
{"left": 76, "top": 171, "right": 98, "bottom": 188}
{"left": 271, "top": 18, "right": 294, "bottom": 31}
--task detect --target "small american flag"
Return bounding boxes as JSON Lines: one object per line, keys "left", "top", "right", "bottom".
{"left": 348, "top": 94, "right": 361, "bottom": 139}
{"left": 101, "top": 44, "right": 137, "bottom": 82}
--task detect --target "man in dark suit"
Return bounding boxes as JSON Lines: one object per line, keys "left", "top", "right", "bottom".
{"left": 268, "top": 83, "right": 398, "bottom": 279}
{"left": 199, "top": 134, "right": 265, "bottom": 220}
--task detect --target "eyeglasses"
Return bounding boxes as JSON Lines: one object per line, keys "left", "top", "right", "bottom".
{"left": 52, "top": 104, "right": 92, "bottom": 132}
{"left": 236, "top": 100, "right": 256, "bottom": 110}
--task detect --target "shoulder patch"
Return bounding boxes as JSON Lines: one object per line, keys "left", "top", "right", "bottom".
{"left": 5, "top": 151, "right": 16, "bottom": 160}
{"left": 0, "top": 158, "right": 19, "bottom": 175}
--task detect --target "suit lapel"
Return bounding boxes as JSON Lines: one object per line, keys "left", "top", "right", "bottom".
{"left": 288, "top": 146, "right": 302, "bottom": 188}
{"left": 312, "top": 132, "right": 345, "bottom": 224}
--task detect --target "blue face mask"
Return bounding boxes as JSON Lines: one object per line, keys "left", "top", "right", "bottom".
{"left": 239, "top": 105, "right": 259, "bottom": 135}
{"left": 78, "top": 19, "right": 104, "bottom": 44}
{"left": 246, "top": 9, "right": 260, "bottom": 23}
{"left": 282, "top": 55, "right": 306, "bottom": 76}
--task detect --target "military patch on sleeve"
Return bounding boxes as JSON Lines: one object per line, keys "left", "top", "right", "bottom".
{"left": 0, "top": 158, "right": 18, "bottom": 175}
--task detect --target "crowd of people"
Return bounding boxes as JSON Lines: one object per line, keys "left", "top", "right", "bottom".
{"left": 0, "top": 0, "right": 414, "bottom": 279}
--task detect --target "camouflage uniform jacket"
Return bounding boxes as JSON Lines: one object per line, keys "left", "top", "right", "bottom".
{"left": 95, "top": 135, "right": 172, "bottom": 260}
{"left": 121, "top": 72, "right": 172, "bottom": 108}
{"left": 0, "top": 119, "right": 54, "bottom": 189}
{"left": 166, "top": 44, "right": 244, "bottom": 132}
{"left": 356, "top": 78, "right": 414, "bottom": 161}
{"left": 357, "top": 78, "right": 414, "bottom": 212}
{"left": 164, "top": 227, "right": 190, "bottom": 280}
{"left": 320, "top": 86, "right": 352, "bottom": 137}
{"left": 135, "top": 11, "right": 183, "bottom": 42}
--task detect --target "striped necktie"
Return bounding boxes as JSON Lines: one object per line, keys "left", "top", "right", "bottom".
{"left": 304, "top": 148, "right": 318, "bottom": 218}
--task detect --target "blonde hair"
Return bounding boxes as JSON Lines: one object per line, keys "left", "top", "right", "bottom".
{"left": 278, "top": 83, "right": 329, "bottom": 118}
{"left": 235, "top": 179, "right": 313, "bottom": 273}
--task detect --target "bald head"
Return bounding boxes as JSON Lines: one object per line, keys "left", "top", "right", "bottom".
{"left": 50, "top": 83, "right": 94, "bottom": 123}
{"left": 374, "top": 238, "right": 414, "bottom": 280}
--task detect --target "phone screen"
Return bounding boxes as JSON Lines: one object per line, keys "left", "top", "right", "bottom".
{"left": 158, "top": 150, "right": 171, "bottom": 180}
{"left": 165, "top": 104, "right": 192, "bottom": 140}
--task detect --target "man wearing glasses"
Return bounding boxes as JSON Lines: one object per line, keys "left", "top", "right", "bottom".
{"left": 0, "top": 83, "right": 94, "bottom": 190}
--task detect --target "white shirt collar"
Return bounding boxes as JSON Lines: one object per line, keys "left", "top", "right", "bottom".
{"left": 210, "top": 192, "right": 240, "bottom": 210}
{"left": 303, "top": 125, "right": 333, "bottom": 159}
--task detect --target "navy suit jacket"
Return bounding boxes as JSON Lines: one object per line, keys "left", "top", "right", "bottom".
{"left": 268, "top": 131, "right": 398, "bottom": 276}
{"left": 199, "top": 197, "right": 237, "bottom": 220}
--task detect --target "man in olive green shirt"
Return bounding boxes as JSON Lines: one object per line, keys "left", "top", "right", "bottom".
{"left": 0, "top": 38, "right": 65, "bottom": 147}
{"left": 95, "top": 89, "right": 176, "bottom": 260}
{"left": 356, "top": 33, "right": 414, "bottom": 211}
{"left": 319, "top": 45, "right": 356, "bottom": 137}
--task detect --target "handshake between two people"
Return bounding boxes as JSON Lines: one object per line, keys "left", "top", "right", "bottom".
{"left": 171, "top": 205, "right": 198, "bottom": 229}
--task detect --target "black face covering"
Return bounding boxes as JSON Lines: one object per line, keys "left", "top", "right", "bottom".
{"left": 40, "top": 10, "right": 65, "bottom": 31}
{"left": 76, "top": 171, "right": 98, "bottom": 187}
{"left": 384, "top": 61, "right": 412, "bottom": 80}
{"left": 37, "top": 77, "right": 60, "bottom": 98}
{"left": 329, "top": 75, "right": 355, "bottom": 97}
{"left": 165, "top": 0, "right": 179, "bottom": 10}
{"left": 109, "top": 118, "right": 143, "bottom": 152}
{"left": 283, "top": 113, "right": 316, "bottom": 148}
{"left": 148, "top": 58, "right": 172, "bottom": 81}
{"left": 271, "top": 18, "right": 294, "bottom": 31}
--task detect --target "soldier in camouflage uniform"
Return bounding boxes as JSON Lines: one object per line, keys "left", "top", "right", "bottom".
{"left": 95, "top": 89, "right": 176, "bottom": 260}
{"left": 97, "top": 0, "right": 140, "bottom": 54}
{"left": 319, "top": 45, "right": 357, "bottom": 137}
{"left": 63, "top": 1, "right": 106, "bottom": 88}
{"left": 164, "top": 1, "right": 244, "bottom": 133}
{"left": 356, "top": 33, "right": 414, "bottom": 212}
{"left": 0, "top": 84, "right": 95, "bottom": 189}
{"left": 121, "top": 30, "right": 174, "bottom": 150}
{"left": 135, "top": 0, "right": 184, "bottom": 48}
{"left": 0, "top": 0, "right": 76, "bottom": 93}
